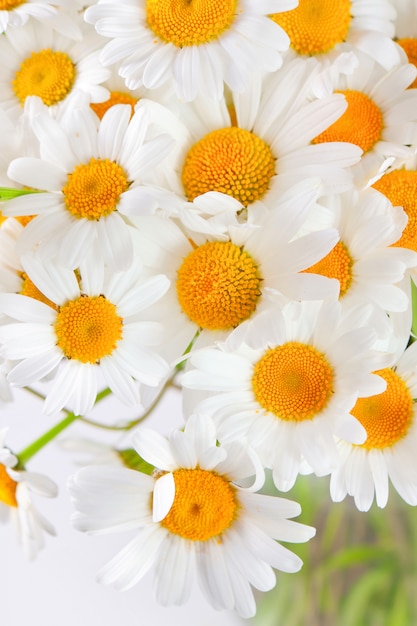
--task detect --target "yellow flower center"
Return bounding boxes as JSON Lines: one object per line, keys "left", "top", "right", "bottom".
{"left": 90, "top": 91, "right": 138, "bottom": 120}
{"left": 351, "top": 368, "right": 414, "bottom": 449}
{"left": 182, "top": 127, "right": 276, "bottom": 206}
{"left": 397, "top": 38, "right": 417, "bottom": 88}
{"left": 176, "top": 241, "right": 261, "bottom": 330}
{"left": 0, "top": 464, "right": 17, "bottom": 508}
{"left": 372, "top": 169, "right": 417, "bottom": 252}
{"left": 270, "top": 0, "right": 352, "bottom": 56}
{"left": 313, "top": 90, "right": 383, "bottom": 153}
{"left": 62, "top": 158, "right": 129, "bottom": 221}
{"left": 19, "top": 272, "right": 58, "bottom": 310}
{"left": 0, "top": 0, "right": 24, "bottom": 10}
{"left": 252, "top": 341, "right": 334, "bottom": 421}
{"left": 13, "top": 48, "right": 76, "bottom": 107}
{"left": 146, "top": 0, "right": 238, "bottom": 48}
{"left": 302, "top": 241, "right": 354, "bottom": 297}
{"left": 161, "top": 468, "right": 238, "bottom": 541}
{"left": 54, "top": 295, "right": 123, "bottom": 363}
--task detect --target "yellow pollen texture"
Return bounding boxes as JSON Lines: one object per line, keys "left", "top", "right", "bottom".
{"left": 182, "top": 127, "right": 276, "bottom": 206}
{"left": 54, "top": 295, "right": 123, "bottom": 363}
{"left": 252, "top": 341, "right": 334, "bottom": 421}
{"left": 352, "top": 368, "right": 413, "bottom": 449}
{"left": 161, "top": 468, "right": 238, "bottom": 541}
{"left": 176, "top": 240, "right": 262, "bottom": 330}
{"left": 62, "top": 158, "right": 129, "bottom": 221}
{"left": 372, "top": 169, "right": 417, "bottom": 252}
{"left": 0, "top": 464, "right": 17, "bottom": 508}
{"left": 270, "top": 0, "right": 352, "bottom": 56}
{"left": 13, "top": 48, "right": 76, "bottom": 107}
{"left": 19, "top": 272, "right": 58, "bottom": 310}
{"left": 146, "top": 0, "right": 237, "bottom": 48}
{"left": 397, "top": 39, "right": 417, "bottom": 88}
{"left": 0, "top": 0, "right": 24, "bottom": 10}
{"left": 303, "top": 241, "right": 353, "bottom": 297}
{"left": 313, "top": 90, "right": 383, "bottom": 153}
{"left": 90, "top": 91, "right": 138, "bottom": 120}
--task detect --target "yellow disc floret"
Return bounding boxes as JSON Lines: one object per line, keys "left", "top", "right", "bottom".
{"left": 252, "top": 341, "right": 334, "bottom": 421}
{"left": 90, "top": 91, "right": 138, "bottom": 120}
{"left": 351, "top": 368, "right": 414, "bottom": 449}
{"left": 303, "top": 241, "right": 354, "bottom": 297}
{"left": 161, "top": 468, "right": 238, "bottom": 541}
{"left": 0, "top": 464, "right": 17, "bottom": 508}
{"left": 0, "top": 0, "right": 24, "bottom": 8}
{"left": 313, "top": 90, "right": 383, "bottom": 153}
{"left": 63, "top": 158, "right": 129, "bottom": 221}
{"left": 20, "top": 272, "right": 58, "bottom": 310}
{"left": 176, "top": 241, "right": 261, "bottom": 330}
{"left": 372, "top": 169, "right": 417, "bottom": 252}
{"left": 270, "top": 0, "right": 352, "bottom": 56}
{"left": 182, "top": 127, "right": 276, "bottom": 206}
{"left": 54, "top": 295, "right": 123, "bottom": 363}
{"left": 397, "top": 38, "right": 417, "bottom": 88}
{"left": 146, "top": 0, "right": 238, "bottom": 48}
{"left": 13, "top": 48, "right": 76, "bottom": 107}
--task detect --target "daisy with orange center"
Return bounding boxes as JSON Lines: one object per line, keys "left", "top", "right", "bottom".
{"left": 391, "top": 0, "right": 417, "bottom": 87}
{"left": 330, "top": 339, "right": 417, "bottom": 511}
{"left": 5, "top": 102, "right": 174, "bottom": 271}
{"left": 0, "top": 252, "right": 170, "bottom": 416}
{"left": 182, "top": 299, "right": 389, "bottom": 492}
{"left": 84, "top": 0, "right": 297, "bottom": 101}
{"left": 69, "top": 414, "right": 316, "bottom": 618}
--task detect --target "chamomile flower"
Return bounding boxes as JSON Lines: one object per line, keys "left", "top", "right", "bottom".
{"left": 69, "top": 414, "right": 316, "bottom": 618}
{"left": 311, "top": 49, "right": 417, "bottom": 186}
{"left": 0, "top": 19, "right": 110, "bottom": 121}
{"left": 182, "top": 299, "right": 389, "bottom": 491}
{"left": 0, "top": 0, "right": 81, "bottom": 38}
{"left": 391, "top": 0, "right": 417, "bottom": 86}
{"left": 84, "top": 0, "right": 297, "bottom": 102}
{"left": 131, "top": 179, "right": 339, "bottom": 362}
{"left": 0, "top": 428, "right": 57, "bottom": 560}
{"left": 5, "top": 103, "right": 174, "bottom": 270}
{"left": 0, "top": 251, "right": 171, "bottom": 416}
{"left": 270, "top": 0, "right": 401, "bottom": 70}
{"left": 330, "top": 339, "right": 417, "bottom": 511}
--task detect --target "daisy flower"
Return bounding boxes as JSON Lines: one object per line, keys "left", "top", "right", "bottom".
{"left": 131, "top": 179, "right": 339, "bottom": 362}
{"left": 391, "top": 0, "right": 417, "bottom": 87}
{"left": 84, "top": 0, "right": 297, "bottom": 102}
{"left": 0, "top": 18, "right": 110, "bottom": 121}
{"left": 69, "top": 413, "right": 316, "bottom": 618}
{"left": 181, "top": 299, "right": 389, "bottom": 491}
{"left": 311, "top": 49, "right": 417, "bottom": 186}
{"left": 303, "top": 186, "right": 417, "bottom": 313}
{"left": 0, "top": 428, "right": 57, "bottom": 560}
{"left": 5, "top": 102, "right": 174, "bottom": 271}
{"left": 0, "top": 0, "right": 81, "bottom": 38}
{"left": 270, "top": 0, "right": 401, "bottom": 70}
{"left": 330, "top": 339, "right": 417, "bottom": 511}
{"left": 0, "top": 250, "right": 171, "bottom": 416}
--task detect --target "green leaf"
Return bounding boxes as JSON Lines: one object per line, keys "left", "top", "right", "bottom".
{"left": 117, "top": 448, "right": 154, "bottom": 475}
{"left": 340, "top": 568, "right": 390, "bottom": 626}
{"left": 320, "top": 544, "right": 395, "bottom": 573}
{"left": 0, "top": 187, "right": 42, "bottom": 200}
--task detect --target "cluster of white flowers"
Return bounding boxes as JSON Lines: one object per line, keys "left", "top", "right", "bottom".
{"left": 1, "top": 0, "right": 417, "bottom": 618}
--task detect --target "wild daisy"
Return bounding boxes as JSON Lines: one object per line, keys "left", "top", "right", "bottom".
{"left": 0, "top": 18, "right": 110, "bottom": 121}
{"left": 84, "top": 0, "right": 297, "bottom": 102}
{"left": 0, "top": 251, "right": 170, "bottom": 416}
{"left": 69, "top": 413, "right": 316, "bottom": 618}
{"left": 391, "top": 0, "right": 417, "bottom": 87}
{"left": 5, "top": 102, "right": 174, "bottom": 270}
{"left": 0, "top": 0, "right": 81, "bottom": 38}
{"left": 0, "top": 428, "right": 57, "bottom": 559}
{"left": 182, "top": 299, "right": 389, "bottom": 491}
{"left": 311, "top": 49, "right": 417, "bottom": 186}
{"left": 330, "top": 339, "right": 417, "bottom": 511}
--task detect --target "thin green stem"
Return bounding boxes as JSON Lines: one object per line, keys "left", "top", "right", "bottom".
{"left": 411, "top": 279, "right": 417, "bottom": 341}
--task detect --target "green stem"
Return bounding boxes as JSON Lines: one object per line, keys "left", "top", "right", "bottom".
{"left": 411, "top": 279, "right": 417, "bottom": 341}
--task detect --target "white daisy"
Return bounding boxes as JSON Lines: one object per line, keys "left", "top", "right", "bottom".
{"left": 311, "top": 49, "right": 417, "bottom": 186}
{"left": 0, "top": 0, "right": 81, "bottom": 39}
{"left": 0, "top": 18, "right": 110, "bottom": 121}
{"left": 0, "top": 428, "right": 57, "bottom": 559}
{"left": 69, "top": 413, "right": 316, "bottom": 618}
{"left": 330, "top": 339, "right": 417, "bottom": 511}
{"left": 5, "top": 102, "right": 174, "bottom": 271}
{"left": 181, "top": 299, "right": 390, "bottom": 491}
{"left": 0, "top": 250, "right": 171, "bottom": 415}
{"left": 270, "top": 0, "right": 401, "bottom": 70}
{"left": 84, "top": 0, "right": 297, "bottom": 102}
{"left": 131, "top": 179, "right": 340, "bottom": 363}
